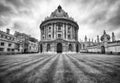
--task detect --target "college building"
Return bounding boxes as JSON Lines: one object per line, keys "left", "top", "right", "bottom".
{"left": 80, "top": 30, "right": 120, "bottom": 54}
{"left": 0, "top": 29, "right": 22, "bottom": 55}
{"left": 0, "top": 29, "right": 39, "bottom": 55}
{"left": 14, "top": 31, "right": 39, "bottom": 53}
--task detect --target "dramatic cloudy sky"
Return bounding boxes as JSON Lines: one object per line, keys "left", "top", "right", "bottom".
{"left": 0, "top": 0, "right": 120, "bottom": 41}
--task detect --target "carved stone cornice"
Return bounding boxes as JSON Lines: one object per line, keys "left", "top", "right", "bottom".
{"left": 40, "top": 18, "right": 79, "bottom": 29}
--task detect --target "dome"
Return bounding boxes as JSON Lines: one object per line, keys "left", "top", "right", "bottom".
{"left": 50, "top": 5, "right": 69, "bottom": 17}
{"left": 40, "top": 5, "right": 79, "bottom": 30}
{"left": 101, "top": 30, "right": 110, "bottom": 41}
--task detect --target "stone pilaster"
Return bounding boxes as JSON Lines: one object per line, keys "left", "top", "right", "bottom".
{"left": 71, "top": 26, "right": 73, "bottom": 40}
{"left": 66, "top": 24, "right": 68, "bottom": 40}
{"left": 45, "top": 25, "right": 48, "bottom": 40}
{"left": 40, "top": 28, "right": 42, "bottom": 40}
{"left": 61, "top": 23, "right": 63, "bottom": 39}
{"left": 77, "top": 29, "right": 78, "bottom": 40}
{"left": 64, "top": 23, "right": 66, "bottom": 39}
{"left": 44, "top": 26, "right": 45, "bottom": 39}
{"left": 53, "top": 23, "right": 54, "bottom": 39}
{"left": 54, "top": 23, "right": 57, "bottom": 39}
{"left": 63, "top": 23, "right": 64, "bottom": 39}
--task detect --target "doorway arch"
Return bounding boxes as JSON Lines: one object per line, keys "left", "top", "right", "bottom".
{"left": 101, "top": 46, "right": 105, "bottom": 54}
{"left": 68, "top": 44, "right": 73, "bottom": 51}
{"left": 47, "top": 44, "right": 50, "bottom": 52}
{"left": 57, "top": 43, "right": 62, "bottom": 53}
{"left": 76, "top": 44, "right": 79, "bottom": 52}
{"left": 40, "top": 44, "right": 42, "bottom": 53}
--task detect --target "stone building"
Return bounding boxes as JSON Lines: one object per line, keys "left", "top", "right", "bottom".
{"left": 82, "top": 30, "right": 120, "bottom": 54}
{"left": 39, "top": 5, "right": 80, "bottom": 53}
{"left": 14, "top": 31, "right": 39, "bottom": 53}
{"left": 0, "top": 29, "right": 22, "bottom": 55}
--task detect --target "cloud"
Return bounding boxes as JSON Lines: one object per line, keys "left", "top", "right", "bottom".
{"left": 0, "top": 0, "right": 120, "bottom": 41}
{"left": 107, "top": 4, "right": 120, "bottom": 29}
{"left": 0, "top": 2, "right": 13, "bottom": 26}
{"left": 0, "top": 16, "right": 11, "bottom": 27}
{"left": 6, "top": 0, "right": 24, "bottom": 8}
{"left": 64, "top": 0, "right": 120, "bottom": 38}
{"left": 13, "top": 21, "right": 25, "bottom": 30}
{"left": 0, "top": 3, "right": 11, "bottom": 14}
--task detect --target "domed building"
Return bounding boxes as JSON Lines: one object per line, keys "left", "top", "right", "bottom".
{"left": 101, "top": 30, "right": 110, "bottom": 42}
{"left": 100, "top": 30, "right": 111, "bottom": 53}
{"left": 81, "top": 30, "right": 120, "bottom": 54}
{"left": 39, "top": 5, "right": 80, "bottom": 53}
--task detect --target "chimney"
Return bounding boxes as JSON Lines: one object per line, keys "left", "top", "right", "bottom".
{"left": 97, "top": 35, "right": 99, "bottom": 43}
{"left": 92, "top": 39, "right": 93, "bottom": 42}
{"left": 104, "top": 30, "right": 106, "bottom": 34}
{"left": 89, "top": 38, "right": 90, "bottom": 42}
{"left": 112, "top": 32, "right": 115, "bottom": 42}
{"left": 88, "top": 38, "right": 90, "bottom": 46}
{"left": 85, "top": 35, "right": 87, "bottom": 42}
{"left": 6, "top": 28, "right": 10, "bottom": 34}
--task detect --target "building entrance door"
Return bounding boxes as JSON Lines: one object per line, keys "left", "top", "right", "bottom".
{"left": 57, "top": 43, "right": 62, "bottom": 53}
{"left": 101, "top": 46, "right": 105, "bottom": 54}
{"left": 40, "top": 44, "right": 42, "bottom": 53}
{"left": 76, "top": 44, "right": 79, "bottom": 52}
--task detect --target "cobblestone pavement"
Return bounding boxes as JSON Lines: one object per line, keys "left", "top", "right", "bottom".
{"left": 0, "top": 53, "right": 120, "bottom": 83}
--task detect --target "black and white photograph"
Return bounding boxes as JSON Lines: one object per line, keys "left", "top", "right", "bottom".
{"left": 0, "top": 0, "right": 120, "bottom": 83}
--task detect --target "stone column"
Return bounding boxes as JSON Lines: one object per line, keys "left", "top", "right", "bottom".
{"left": 75, "top": 28, "right": 77, "bottom": 40}
{"left": 41, "top": 28, "right": 42, "bottom": 40}
{"left": 74, "top": 27, "right": 76, "bottom": 40}
{"left": 64, "top": 23, "right": 66, "bottom": 39}
{"left": 71, "top": 26, "right": 73, "bottom": 40}
{"left": 44, "top": 26, "right": 46, "bottom": 40}
{"left": 77, "top": 29, "right": 78, "bottom": 40}
{"left": 55, "top": 43, "right": 57, "bottom": 52}
{"left": 66, "top": 24, "right": 68, "bottom": 40}
{"left": 56, "top": 23, "right": 58, "bottom": 39}
{"left": 54, "top": 23, "right": 57, "bottom": 39}
{"left": 53, "top": 43, "right": 56, "bottom": 53}
{"left": 45, "top": 25, "right": 48, "bottom": 40}
{"left": 53, "top": 23, "right": 54, "bottom": 39}
{"left": 72, "top": 27, "right": 74, "bottom": 40}
{"left": 62, "top": 23, "right": 63, "bottom": 39}
{"left": 71, "top": 25, "right": 72, "bottom": 40}
{"left": 43, "top": 43, "right": 46, "bottom": 52}
{"left": 44, "top": 26, "right": 45, "bottom": 39}
{"left": 63, "top": 23, "right": 64, "bottom": 39}
{"left": 73, "top": 43, "right": 75, "bottom": 52}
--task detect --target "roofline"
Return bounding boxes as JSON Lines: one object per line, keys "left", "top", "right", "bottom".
{"left": 40, "top": 17, "right": 79, "bottom": 29}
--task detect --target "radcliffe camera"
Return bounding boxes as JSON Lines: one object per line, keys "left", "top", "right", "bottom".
{"left": 0, "top": 0, "right": 120, "bottom": 83}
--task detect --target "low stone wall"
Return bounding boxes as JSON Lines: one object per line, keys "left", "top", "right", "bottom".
{"left": 81, "top": 45, "right": 120, "bottom": 55}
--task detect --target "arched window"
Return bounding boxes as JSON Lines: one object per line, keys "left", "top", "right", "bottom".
{"left": 57, "top": 43, "right": 62, "bottom": 53}
{"left": 68, "top": 44, "right": 72, "bottom": 51}
{"left": 49, "top": 27, "right": 51, "bottom": 32}
{"left": 68, "top": 27, "right": 71, "bottom": 33}
{"left": 48, "top": 34, "right": 51, "bottom": 38}
{"left": 68, "top": 34, "right": 71, "bottom": 39}
{"left": 47, "top": 44, "right": 50, "bottom": 51}
{"left": 40, "top": 44, "right": 42, "bottom": 52}
{"left": 101, "top": 46, "right": 105, "bottom": 54}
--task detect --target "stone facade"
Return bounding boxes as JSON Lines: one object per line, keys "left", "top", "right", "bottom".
{"left": 0, "top": 29, "right": 22, "bottom": 55}
{"left": 39, "top": 5, "right": 80, "bottom": 53}
{"left": 81, "top": 30, "right": 120, "bottom": 54}
{"left": 0, "top": 29, "right": 39, "bottom": 55}
{"left": 14, "top": 31, "right": 39, "bottom": 53}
